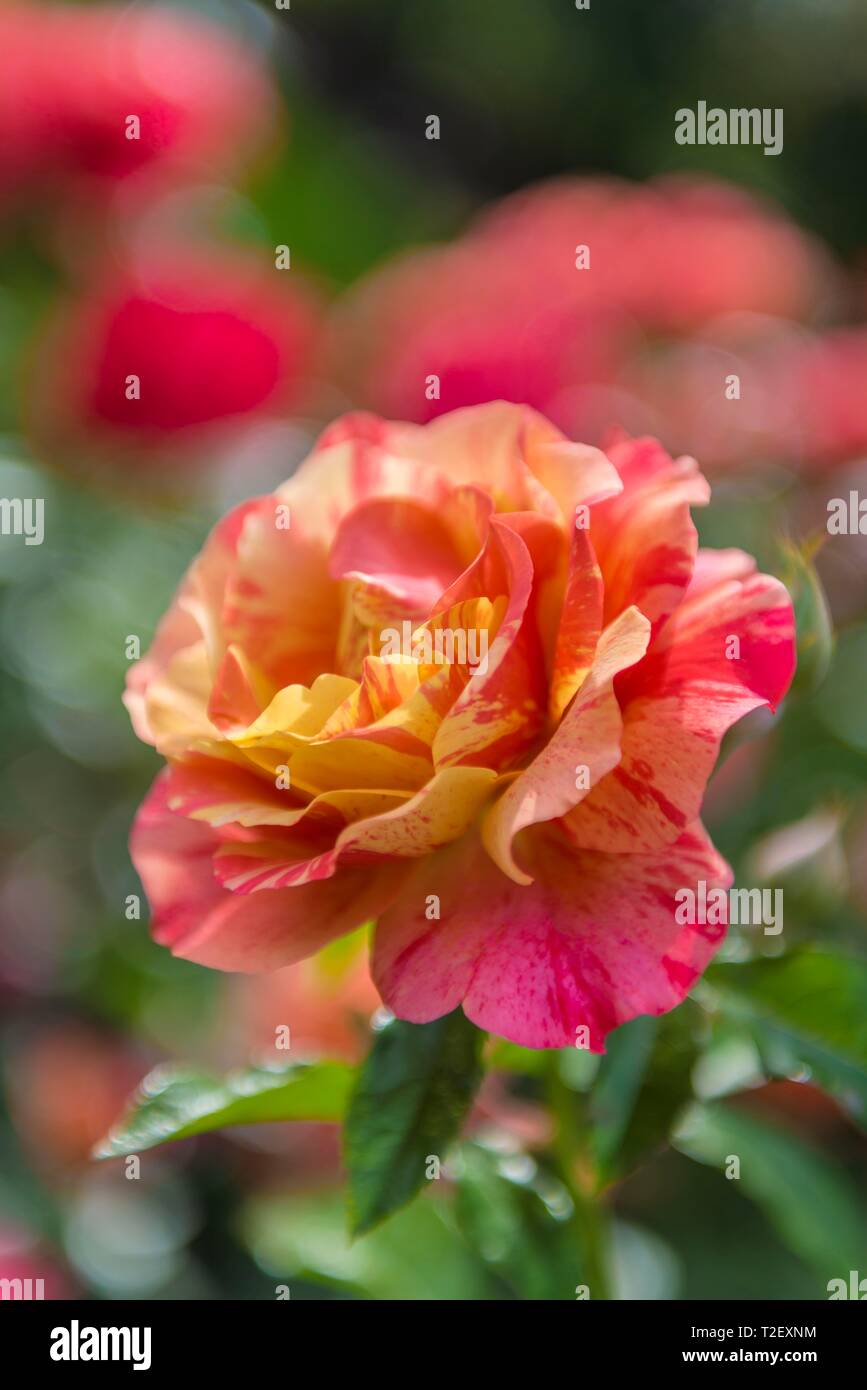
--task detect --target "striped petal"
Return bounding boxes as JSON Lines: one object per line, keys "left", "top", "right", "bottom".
{"left": 214, "top": 764, "right": 500, "bottom": 893}
{"left": 432, "top": 518, "right": 545, "bottom": 769}
{"left": 373, "top": 823, "right": 731, "bottom": 1050}
{"left": 564, "top": 559, "right": 796, "bottom": 853}
{"left": 591, "top": 437, "right": 710, "bottom": 635}
{"left": 483, "top": 606, "right": 650, "bottom": 883}
{"left": 131, "top": 771, "right": 405, "bottom": 972}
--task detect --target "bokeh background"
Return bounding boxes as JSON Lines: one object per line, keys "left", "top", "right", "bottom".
{"left": 1, "top": 0, "right": 866, "bottom": 1300}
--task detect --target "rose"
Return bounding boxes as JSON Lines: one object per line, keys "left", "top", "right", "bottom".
{"left": 620, "top": 321, "right": 867, "bottom": 473}
{"left": 328, "top": 239, "right": 628, "bottom": 431}
{"left": 327, "top": 176, "right": 829, "bottom": 434}
{"left": 470, "top": 175, "right": 828, "bottom": 331}
{"left": 34, "top": 244, "right": 320, "bottom": 473}
{"left": 0, "top": 4, "right": 275, "bottom": 202}
{"left": 127, "top": 403, "right": 795, "bottom": 1049}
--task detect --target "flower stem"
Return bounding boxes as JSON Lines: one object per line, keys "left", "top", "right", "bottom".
{"left": 546, "top": 1056, "right": 613, "bottom": 1300}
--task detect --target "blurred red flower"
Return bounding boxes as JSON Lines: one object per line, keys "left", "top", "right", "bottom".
{"left": 35, "top": 244, "right": 321, "bottom": 467}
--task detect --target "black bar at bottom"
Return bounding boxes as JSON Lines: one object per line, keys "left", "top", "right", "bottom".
{"left": 1, "top": 1298, "right": 862, "bottom": 1375}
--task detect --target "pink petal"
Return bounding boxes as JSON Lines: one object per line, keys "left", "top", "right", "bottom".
{"left": 565, "top": 563, "right": 796, "bottom": 852}
{"left": 123, "top": 498, "right": 260, "bottom": 745}
{"left": 383, "top": 401, "right": 622, "bottom": 522}
{"left": 131, "top": 771, "right": 405, "bottom": 971}
{"left": 591, "top": 437, "right": 710, "bottom": 635}
{"left": 548, "top": 523, "right": 604, "bottom": 722}
{"left": 221, "top": 499, "right": 341, "bottom": 690}
{"left": 328, "top": 495, "right": 468, "bottom": 614}
{"left": 280, "top": 413, "right": 453, "bottom": 537}
{"left": 373, "top": 823, "right": 732, "bottom": 1049}
{"left": 483, "top": 606, "right": 650, "bottom": 883}
{"left": 214, "top": 764, "right": 500, "bottom": 892}
{"left": 432, "top": 518, "right": 546, "bottom": 769}
{"left": 207, "top": 644, "right": 274, "bottom": 732}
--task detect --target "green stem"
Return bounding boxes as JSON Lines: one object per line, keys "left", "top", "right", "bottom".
{"left": 546, "top": 1057, "right": 613, "bottom": 1300}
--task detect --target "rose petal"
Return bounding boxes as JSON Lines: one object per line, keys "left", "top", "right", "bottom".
{"left": 564, "top": 563, "right": 796, "bottom": 852}
{"left": 374, "top": 823, "right": 731, "bottom": 1049}
{"left": 483, "top": 606, "right": 650, "bottom": 883}
{"left": 215, "top": 764, "right": 500, "bottom": 892}
{"left": 548, "top": 524, "right": 604, "bottom": 721}
{"left": 432, "top": 518, "right": 545, "bottom": 769}
{"left": 591, "top": 437, "right": 710, "bottom": 634}
{"left": 328, "top": 494, "right": 477, "bottom": 615}
{"left": 123, "top": 498, "right": 260, "bottom": 746}
{"left": 131, "top": 771, "right": 405, "bottom": 971}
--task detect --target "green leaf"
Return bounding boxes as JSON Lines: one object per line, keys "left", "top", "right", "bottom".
{"left": 590, "top": 1002, "right": 702, "bottom": 1185}
{"left": 344, "top": 1010, "right": 484, "bottom": 1236}
{"left": 706, "top": 949, "right": 867, "bottom": 1128}
{"left": 94, "top": 1060, "right": 354, "bottom": 1158}
{"left": 673, "top": 1102, "right": 865, "bottom": 1280}
{"left": 454, "top": 1142, "right": 580, "bottom": 1300}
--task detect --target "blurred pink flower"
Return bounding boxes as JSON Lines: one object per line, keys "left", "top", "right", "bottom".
{"left": 328, "top": 175, "right": 833, "bottom": 441}
{"left": 796, "top": 328, "right": 867, "bottom": 466}
{"left": 329, "top": 242, "right": 630, "bottom": 431}
{"left": 35, "top": 244, "right": 320, "bottom": 470}
{"left": 621, "top": 319, "right": 867, "bottom": 472}
{"left": 470, "top": 176, "right": 829, "bottom": 330}
{"left": 0, "top": 3, "right": 275, "bottom": 204}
